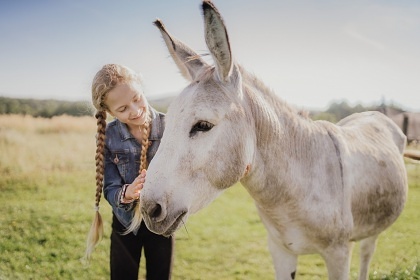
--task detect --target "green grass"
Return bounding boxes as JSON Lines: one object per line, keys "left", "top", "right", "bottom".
{"left": 0, "top": 115, "right": 419, "bottom": 279}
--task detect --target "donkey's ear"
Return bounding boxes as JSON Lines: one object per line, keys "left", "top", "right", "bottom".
{"left": 202, "top": 1, "right": 232, "bottom": 83}
{"left": 154, "top": 19, "right": 208, "bottom": 82}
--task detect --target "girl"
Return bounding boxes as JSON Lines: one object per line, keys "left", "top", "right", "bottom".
{"left": 85, "top": 64, "right": 173, "bottom": 280}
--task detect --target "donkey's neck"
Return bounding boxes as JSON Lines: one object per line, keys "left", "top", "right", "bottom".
{"left": 241, "top": 67, "right": 313, "bottom": 153}
{"left": 240, "top": 68, "right": 323, "bottom": 208}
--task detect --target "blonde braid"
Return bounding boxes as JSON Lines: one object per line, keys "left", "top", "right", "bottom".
{"left": 125, "top": 113, "right": 151, "bottom": 234}
{"left": 84, "top": 110, "right": 106, "bottom": 261}
{"left": 139, "top": 119, "right": 151, "bottom": 172}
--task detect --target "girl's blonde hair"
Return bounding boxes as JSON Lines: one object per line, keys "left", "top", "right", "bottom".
{"left": 84, "top": 64, "right": 150, "bottom": 261}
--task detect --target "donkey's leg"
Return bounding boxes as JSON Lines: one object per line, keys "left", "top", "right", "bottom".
{"left": 268, "top": 237, "right": 298, "bottom": 280}
{"left": 358, "top": 235, "right": 378, "bottom": 280}
{"left": 321, "top": 242, "right": 352, "bottom": 280}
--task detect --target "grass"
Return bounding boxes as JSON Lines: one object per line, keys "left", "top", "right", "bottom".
{"left": 0, "top": 115, "right": 419, "bottom": 279}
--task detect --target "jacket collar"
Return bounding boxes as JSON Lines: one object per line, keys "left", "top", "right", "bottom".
{"left": 116, "top": 106, "right": 163, "bottom": 141}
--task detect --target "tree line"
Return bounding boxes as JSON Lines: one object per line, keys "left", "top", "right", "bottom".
{"left": 0, "top": 96, "right": 403, "bottom": 123}
{"left": 310, "top": 101, "right": 377, "bottom": 123}
{"left": 0, "top": 97, "right": 93, "bottom": 118}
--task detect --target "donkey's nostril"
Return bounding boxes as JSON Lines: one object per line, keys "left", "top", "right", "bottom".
{"left": 149, "top": 203, "right": 162, "bottom": 219}
{"left": 144, "top": 201, "right": 167, "bottom": 223}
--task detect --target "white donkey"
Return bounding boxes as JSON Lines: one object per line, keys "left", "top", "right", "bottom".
{"left": 137, "top": 1, "right": 408, "bottom": 279}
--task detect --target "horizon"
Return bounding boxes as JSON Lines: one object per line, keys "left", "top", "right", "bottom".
{"left": 1, "top": 0, "right": 419, "bottom": 112}
{"left": 0, "top": 92, "right": 412, "bottom": 114}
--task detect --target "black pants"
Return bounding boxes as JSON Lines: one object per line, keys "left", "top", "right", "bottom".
{"left": 110, "top": 214, "right": 173, "bottom": 280}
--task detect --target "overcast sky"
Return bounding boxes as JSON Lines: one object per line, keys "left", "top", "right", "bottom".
{"left": 1, "top": 0, "right": 419, "bottom": 111}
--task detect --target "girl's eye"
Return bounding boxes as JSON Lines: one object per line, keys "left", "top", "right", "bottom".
{"left": 189, "top": 121, "right": 214, "bottom": 137}
{"left": 119, "top": 107, "right": 127, "bottom": 113}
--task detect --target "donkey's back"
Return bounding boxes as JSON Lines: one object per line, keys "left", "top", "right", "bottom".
{"left": 337, "top": 111, "right": 406, "bottom": 153}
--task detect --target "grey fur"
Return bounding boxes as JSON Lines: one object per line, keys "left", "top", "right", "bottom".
{"left": 139, "top": 2, "right": 408, "bottom": 279}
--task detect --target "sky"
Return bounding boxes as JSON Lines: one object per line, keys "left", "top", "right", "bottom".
{"left": 1, "top": 0, "right": 419, "bottom": 112}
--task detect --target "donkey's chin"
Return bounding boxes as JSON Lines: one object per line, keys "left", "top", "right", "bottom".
{"left": 162, "top": 211, "right": 188, "bottom": 237}
{"left": 143, "top": 210, "right": 188, "bottom": 237}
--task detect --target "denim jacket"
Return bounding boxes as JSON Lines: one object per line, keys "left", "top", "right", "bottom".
{"left": 103, "top": 107, "right": 165, "bottom": 233}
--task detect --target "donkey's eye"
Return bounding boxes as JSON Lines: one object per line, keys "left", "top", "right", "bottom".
{"left": 189, "top": 121, "right": 214, "bottom": 137}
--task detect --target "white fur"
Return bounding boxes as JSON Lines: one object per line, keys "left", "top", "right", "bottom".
{"left": 139, "top": 2, "right": 408, "bottom": 279}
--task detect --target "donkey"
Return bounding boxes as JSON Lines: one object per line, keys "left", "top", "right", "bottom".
{"left": 137, "top": 1, "right": 408, "bottom": 279}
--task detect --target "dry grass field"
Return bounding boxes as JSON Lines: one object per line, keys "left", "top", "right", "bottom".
{"left": 0, "top": 115, "right": 419, "bottom": 279}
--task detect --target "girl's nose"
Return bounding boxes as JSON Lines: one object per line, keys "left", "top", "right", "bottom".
{"left": 129, "top": 104, "right": 138, "bottom": 116}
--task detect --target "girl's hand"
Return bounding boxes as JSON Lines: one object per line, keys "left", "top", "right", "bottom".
{"left": 125, "top": 169, "right": 146, "bottom": 200}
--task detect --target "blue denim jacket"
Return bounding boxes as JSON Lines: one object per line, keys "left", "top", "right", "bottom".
{"left": 103, "top": 107, "right": 165, "bottom": 233}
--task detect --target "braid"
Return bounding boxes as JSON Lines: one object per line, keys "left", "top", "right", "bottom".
{"left": 139, "top": 119, "right": 151, "bottom": 173}
{"left": 125, "top": 113, "right": 151, "bottom": 234}
{"left": 84, "top": 110, "right": 106, "bottom": 261}
{"left": 94, "top": 110, "right": 107, "bottom": 207}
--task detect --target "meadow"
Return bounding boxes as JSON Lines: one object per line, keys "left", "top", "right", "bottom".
{"left": 0, "top": 115, "right": 418, "bottom": 280}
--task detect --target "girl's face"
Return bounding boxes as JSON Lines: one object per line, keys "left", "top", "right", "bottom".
{"left": 105, "top": 82, "right": 149, "bottom": 130}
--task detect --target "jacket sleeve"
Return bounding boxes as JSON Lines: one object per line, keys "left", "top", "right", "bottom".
{"left": 103, "top": 146, "right": 135, "bottom": 211}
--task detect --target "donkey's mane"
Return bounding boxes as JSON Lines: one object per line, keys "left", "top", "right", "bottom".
{"left": 234, "top": 63, "right": 313, "bottom": 150}
{"left": 238, "top": 64, "right": 310, "bottom": 120}
{"left": 192, "top": 53, "right": 309, "bottom": 120}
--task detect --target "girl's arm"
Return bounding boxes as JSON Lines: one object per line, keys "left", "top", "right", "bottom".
{"left": 103, "top": 147, "right": 135, "bottom": 211}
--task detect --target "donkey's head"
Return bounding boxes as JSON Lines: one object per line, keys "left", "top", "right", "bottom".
{"left": 140, "top": 1, "right": 256, "bottom": 236}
